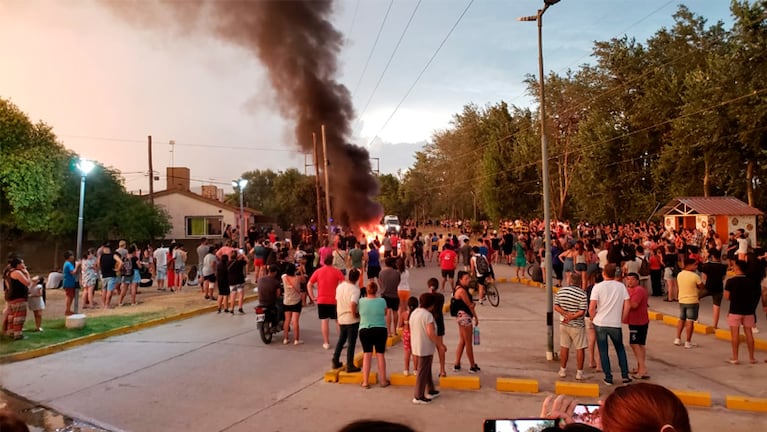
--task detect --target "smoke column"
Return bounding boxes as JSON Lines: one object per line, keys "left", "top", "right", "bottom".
{"left": 110, "top": 0, "right": 383, "bottom": 226}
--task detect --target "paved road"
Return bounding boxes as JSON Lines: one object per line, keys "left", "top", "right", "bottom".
{"left": 2, "top": 263, "right": 767, "bottom": 431}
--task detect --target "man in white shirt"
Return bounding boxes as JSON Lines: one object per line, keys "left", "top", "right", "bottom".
{"left": 589, "top": 263, "right": 631, "bottom": 386}
{"left": 410, "top": 292, "right": 446, "bottom": 404}
{"left": 332, "top": 269, "right": 361, "bottom": 372}
{"left": 153, "top": 243, "right": 169, "bottom": 291}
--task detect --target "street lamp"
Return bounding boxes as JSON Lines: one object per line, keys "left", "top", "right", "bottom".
{"left": 519, "top": 0, "right": 561, "bottom": 361}
{"left": 73, "top": 158, "right": 95, "bottom": 314}
{"left": 232, "top": 178, "right": 248, "bottom": 248}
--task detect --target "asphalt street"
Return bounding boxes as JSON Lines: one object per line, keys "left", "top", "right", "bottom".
{"left": 2, "top": 262, "right": 767, "bottom": 431}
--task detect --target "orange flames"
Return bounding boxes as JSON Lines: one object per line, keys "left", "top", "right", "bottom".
{"left": 358, "top": 223, "right": 386, "bottom": 254}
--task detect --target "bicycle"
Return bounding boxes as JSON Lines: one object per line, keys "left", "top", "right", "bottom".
{"left": 469, "top": 276, "right": 500, "bottom": 307}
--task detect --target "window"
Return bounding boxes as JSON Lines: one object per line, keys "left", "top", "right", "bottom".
{"left": 186, "top": 216, "right": 223, "bottom": 237}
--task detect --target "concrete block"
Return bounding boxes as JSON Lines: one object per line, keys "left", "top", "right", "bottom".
{"left": 555, "top": 381, "right": 599, "bottom": 398}
{"left": 496, "top": 378, "right": 538, "bottom": 393}
{"left": 353, "top": 352, "right": 364, "bottom": 368}
{"left": 323, "top": 369, "right": 340, "bottom": 383}
{"left": 386, "top": 334, "right": 401, "bottom": 347}
{"left": 672, "top": 389, "right": 711, "bottom": 407}
{"left": 662, "top": 315, "right": 680, "bottom": 327}
{"left": 647, "top": 310, "right": 663, "bottom": 321}
{"left": 496, "top": 277, "right": 508, "bottom": 283}
{"left": 725, "top": 395, "right": 767, "bottom": 413}
{"left": 754, "top": 338, "right": 767, "bottom": 351}
{"left": 443, "top": 303, "right": 450, "bottom": 314}
{"left": 511, "top": 277, "right": 521, "bottom": 283}
{"left": 390, "top": 373, "right": 417, "bottom": 386}
{"left": 715, "top": 328, "right": 745, "bottom": 342}
{"left": 338, "top": 371, "right": 377, "bottom": 385}
{"left": 694, "top": 322, "right": 714, "bottom": 335}
{"left": 439, "top": 375, "right": 480, "bottom": 390}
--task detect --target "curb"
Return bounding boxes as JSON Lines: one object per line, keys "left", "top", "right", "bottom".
{"left": 646, "top": 308, "right": 765, "bottom": 349}
{"left": 0, "top": 293, "right": 258, "bottom": 364}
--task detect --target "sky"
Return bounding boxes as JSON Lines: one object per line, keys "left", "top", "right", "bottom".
{"left": 0, "top": 0, "right": 734, "bottom": 193}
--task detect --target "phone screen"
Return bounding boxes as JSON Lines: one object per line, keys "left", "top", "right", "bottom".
{"left": 483, "top": 419, "right": 558, "bottom": 432}
{"left": 573, "top": 404, "right": 601, "bottom": 427}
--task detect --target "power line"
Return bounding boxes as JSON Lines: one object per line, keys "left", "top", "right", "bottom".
{"left": 367, "top": 0, "right": 475, "bottom": 146}
{"left": 58, "top": 134, "right": 300, "bottom": 152}
{"left": 358, "top": 0, "right": 422, "bottom": 120}
{"left": 409, "top": 90, "right": 767, "bottom": 194}
{"left": 352, "top": 0, "right": 395, "bottom": 97}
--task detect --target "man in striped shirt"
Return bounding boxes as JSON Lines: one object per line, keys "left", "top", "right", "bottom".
{"left": 554, "top": 271, "right": 588, "bottom": 380}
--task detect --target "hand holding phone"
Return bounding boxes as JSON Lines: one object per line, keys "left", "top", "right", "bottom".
{"left": 484, "top": 419, "right": 559, "bottom": 432}
{"left": 573, "top": 404, "right": 602, "bottom": 428}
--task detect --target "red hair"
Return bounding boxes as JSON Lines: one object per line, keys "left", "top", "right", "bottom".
{"left": 602, "top": 383, "right": 691, "bottom": 432}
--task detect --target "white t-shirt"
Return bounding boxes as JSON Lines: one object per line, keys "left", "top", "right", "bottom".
{"left": 737, "top": 237, "right": 748, "bottom": 254}
{"left": 335, "top": 281, "right": 360, "bottom": 325}
{"left": 409, "top": 307, "right": 436, "bottom": 357}
{"left": 154, "top": 247, "right": 168, "bottom": 267}
{"left": 591, "top": 279, "right": 629, "bottom": 328}
{"left": 397, "top": 270, "right": 410, "bottom": 292}
{"left": 597, "top": 250, "right": 609, "bottom": 268}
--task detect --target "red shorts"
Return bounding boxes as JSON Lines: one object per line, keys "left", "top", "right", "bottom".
{"left": 727, "top": 314, "right": 755, "bottom": 328}
{"left": 64, "top": 288, "right": 76, "bottom": 297}
{"left": 254, "top": 258, "right": 264, "bottom": 266}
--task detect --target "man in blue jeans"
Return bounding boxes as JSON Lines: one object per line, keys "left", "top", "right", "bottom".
{"left": 589, "top": 263, "right": 632, "bottom": 386}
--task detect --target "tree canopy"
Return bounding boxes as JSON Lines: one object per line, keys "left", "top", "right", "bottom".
{"left": 0, "top": 98, "right": 171, "bottom": 246}
{"left": 392, "top": 2, "right": 766, "bottom": 233}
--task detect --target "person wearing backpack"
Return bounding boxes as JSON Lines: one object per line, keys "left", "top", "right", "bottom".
{"left": 634, "top": 246, "right": 651, "bottom": 291}
{"left": 470, "top": 246, "right": 491, "bottom": 304}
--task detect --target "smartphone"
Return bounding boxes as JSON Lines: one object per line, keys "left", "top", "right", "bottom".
{"left": 573, "top": 404, "right": 601, "bottom": 426}
{"left": 483, "top": 418, "right": 559, "bottom": 432}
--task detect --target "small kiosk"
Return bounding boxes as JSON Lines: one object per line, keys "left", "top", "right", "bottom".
{"left": 658, "top": 196, "right": 763, "bottom": 243}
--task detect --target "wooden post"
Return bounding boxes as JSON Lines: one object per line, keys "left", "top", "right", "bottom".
{"left": 313, "top": 132, "right": 324, "bottom": 244}
{"left": 321, "top": 125, "right": 332, "bottom": 233}
{"left": 148, "top": 135, "right": 154, "bottom": 205}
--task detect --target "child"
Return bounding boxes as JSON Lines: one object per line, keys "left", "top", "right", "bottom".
{"left": 400, "top": 296, "right": 419, "bottom": 376}
{"left": 186, "top": 265, "right": 200, "bottom": 288}
{"left": 28, "top": 276, "right": 45, "bottom": 332}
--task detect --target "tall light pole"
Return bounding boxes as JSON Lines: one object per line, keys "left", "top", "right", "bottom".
{"left": 519, "top": 0, "right": 560, "bottom": 361}
{"left": 74, "top": 158, "right": 95, "bottom": 314}
{"left": 232, "top": 179, "right": 248, "bottom": 248}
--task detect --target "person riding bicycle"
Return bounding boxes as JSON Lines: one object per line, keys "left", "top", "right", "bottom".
{"left": 470, "top": 246, "right": 493, "bottom": 304}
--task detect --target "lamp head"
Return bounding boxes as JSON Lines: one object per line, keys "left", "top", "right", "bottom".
{"left": 544, "top": 0, "right": 561, "bottom": 5}
{"left": 238, "top": 179, "right": 248, "bottom": 189}
{"left": 77, "top": 159, "right": 95, "bottom": 175}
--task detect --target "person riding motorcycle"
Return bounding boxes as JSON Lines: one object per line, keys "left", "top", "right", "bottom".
{"left": 258, "top": 264, "right": 284, "bottom": 321}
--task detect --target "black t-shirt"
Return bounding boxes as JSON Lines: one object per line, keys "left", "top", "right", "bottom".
{"left": 100, "top": 253, "right": 117, "bottom": 278}
{"left": 725, "top": 275, "right": 760, "bottom": 315}
{"left": 216, "top": 262, "right": 230, "bottom": 289}
{"left": 228, "top": 259, "right": 247, "bottom": 285}
{"left": 700, "top": 262, "right": 727, "bottom": 293}
{"left": 257, "top": 275, "right": 280, "bottom": 306}
{"left": 663, "top": 254, "right": 678, "bottom": 269}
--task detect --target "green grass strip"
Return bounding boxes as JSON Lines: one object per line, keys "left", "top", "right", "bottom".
{"left": 0, "top": 311, "right": 166, "bottom": 356}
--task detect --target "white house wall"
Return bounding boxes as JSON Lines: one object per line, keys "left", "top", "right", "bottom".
{"left": 728, "top": 215, "right": 759, "bottom": 246}
{"left": 153, "top": 194, "right": 237, "bottom": 240}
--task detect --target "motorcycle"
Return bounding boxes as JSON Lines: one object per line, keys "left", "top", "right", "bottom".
{"left": 255, "top": 304, "right": 284, "bottom": 344}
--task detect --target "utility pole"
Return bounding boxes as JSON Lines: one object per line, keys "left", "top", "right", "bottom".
{"left": 312, "top": 132, "right": 324, "bottom": 243}
{"left": 148, "top": 135, "right": 154, "bottom": 205}
{"left": 370, "top": 157, "right": 380, "bottom": 175}
{"left": 321, "top": 125, "right": 332, "bottom": 233}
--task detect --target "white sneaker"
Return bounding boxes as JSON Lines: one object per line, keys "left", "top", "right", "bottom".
{"left": 684, "top": 342, "right": 696, "bottom": 349}
{"left": 673, "top": 338, "right": 682, "bottom": 346}
{"left": 283, "top": 339, "right": 289, "bottom": 345}
{"left": 575, "top": 370, "right": 584, "bottom": 380}
{"left": 322, "top": 343, "right": 330, "bottom": 350}
{"left": 558, "top": 367, "right": 567, "bottom": 378}
{"left": 294, "top": 340, "right": 304, "bottom": 345}
{"left": 403, "top": 370, "right": 410, "bottom": 376}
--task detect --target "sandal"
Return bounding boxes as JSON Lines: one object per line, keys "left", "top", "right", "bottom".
{"left": 727, "top": 359, "right": 740, "bottom": 365}
{"left": 361, "top": 383, "right": 370, "bottom": 389}
{"left": 379, "top": 380, "right": 390, "bottom": 388}
{"left": 438, "top": 372, "right": 447, "bottom": 377}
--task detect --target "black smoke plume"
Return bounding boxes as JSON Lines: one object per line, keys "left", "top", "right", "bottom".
{"left": 109, "top": 1, "right": 383, "bottom": 226}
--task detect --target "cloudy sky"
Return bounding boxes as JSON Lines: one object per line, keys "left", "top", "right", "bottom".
{"left": 1, "top": 0, "right": 732, "bottom": 193}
